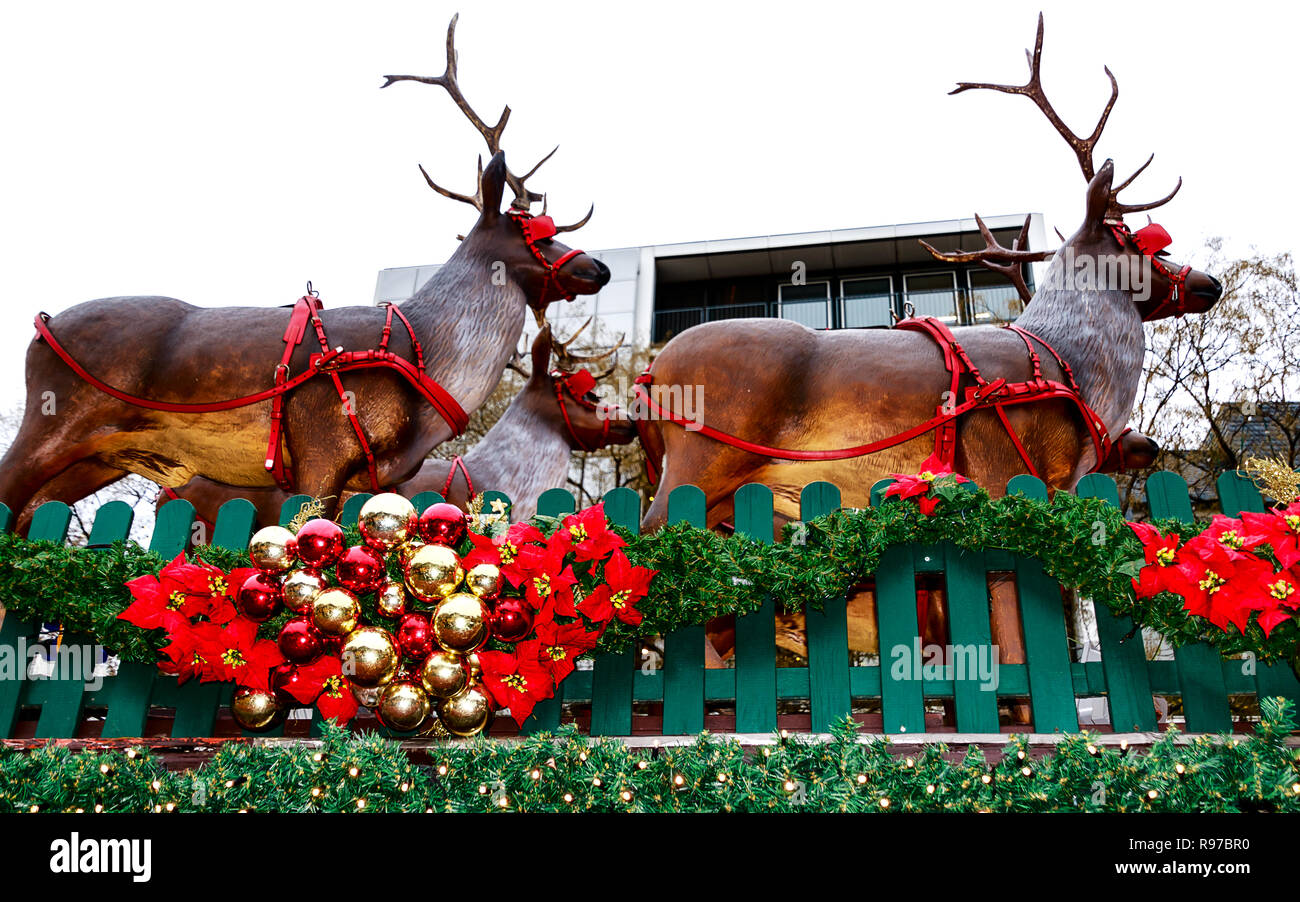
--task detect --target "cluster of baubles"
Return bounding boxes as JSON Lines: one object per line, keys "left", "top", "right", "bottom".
{"left": 228, "top": 494, "right": 506, "bottom": 737}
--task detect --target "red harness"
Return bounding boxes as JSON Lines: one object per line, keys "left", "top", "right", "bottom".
{"left": 634, "top": 315, "right": 1113, "bottom": 484}
{"left": 551, "top": 367, "right": 612, "bottom": 452}
{"left": 1111, "top": 220, "right": 1192, "bottom": 321}
{"left": 508, "top": 211, "right": 585, "bottom": 305}
{"left": 34, "top": 292, "right": 469, "bottom": 494}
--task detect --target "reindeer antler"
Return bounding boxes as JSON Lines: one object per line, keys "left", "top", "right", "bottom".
{"left": 950, "top": 13, "right": 1180, "bottom": 220}
{"left": 919, "top": 214, "right": 1052, "bottom": 304}
{"left": 381, "top": 14, "right": 554, "bottom": 211}
{"left": 549, "top": 317, "right": 625, "bottom": 377}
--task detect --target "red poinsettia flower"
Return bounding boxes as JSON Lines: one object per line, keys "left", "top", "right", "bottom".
{"left": 1199, "top": 515, "right": 1268, "bottom": 560}
{"left": 532, "top": 619, "right": 601, "bottom": 684}
{"left": 1167, "top": 553, "right": 1274, "bottom": 633}
{"left": 120, "top": 554, "right": 218, "bottom": 633}
{"left": 462, "top": 522, "right": 546, "bottom": 585}
{"left": 1243, "top": 569, "right": 1300, "bottom": 637}
{"left": 158, "top": 621, "right": 226, "bottom": 684}
{"left": 303, "top": 657, "right": 359, "bottom": 725}
{"left": 1128, "top": 522, "right": 1184, "bottom": 598}
{"left": 1242, "top": 503, "right": 1300, "bottom": 568}
{"left": 884, "top": 453, "right": 969, "bottom": 516}
{"left": 199, "top": 563, "right": 258, "bottom": 625}
{"left": 198, "top": 617, "right": 284, "bottom": 689}
{"left": 478, "top": 645, "right": 555, "bottom": 725}
{"left": 552, "top": 503, "right": 626, "bottom": 563}
{"left": 515, "top": 536, "right": 579, "bottom": 611}
{"left": 578, "top": 550, "right": 656, "bottom": 626}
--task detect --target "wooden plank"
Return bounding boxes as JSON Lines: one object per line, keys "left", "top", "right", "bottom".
{"left": 662, "top": 486, "right": 706, "bottom": 734}
{"left": 150, "top": 500, "right": 194, "bottom": 559}
{"left": 278, "top": 494, "right": 313, "bottom": 528}
{"left": 733, "top": 483, "right": 777, "bottom": 733}
{"left": 479, "top": 490, "right": 512, "bottom": 522}
{"left": 20, "top": 505, "right": 81, "bottom": 738}
{"left": 876, "top": 544, "right": 924, "bottom": 734}
{"left": 589, "top": 487, "right": 640, "bottom": 736}
{"left": 86, "top": 500, "right": 134, "bottom": 547}
{"left": 1006, "top": 475, "right": 1078, "bottom": 733}
{"left": 0, "top": 614, "right": 33, "bottom": 738}
{"left": 409, "top": 491, "right": 441, "bottom": 515}
{"left": 0, "top": 502, "right": 11, "bottom": 534}
{"left": 801, "top": 482, "right": 852, "bottom": 732}
{"left": 337, "top": 493, "right": 371, "bottom": 529}
{"left": 212, "top": 499, "right": 257, "bottom": 552}
{"left": 1213, "top": 472, "right": 1300, "bottom": 711}
{"left": 1145, "top": 470, "right": 1232, "bottom": 731}
{"left": 1074, "top": 474, "right": 1157, "bottom": 731}
{"left": 28, "top": 502, "right": 71, "bottom": 544}
{"left": 520, "top": 489, "right": 577, "bottom": 735}
{"left": 942, "top": 543, "right": 1000, "bottom": 732}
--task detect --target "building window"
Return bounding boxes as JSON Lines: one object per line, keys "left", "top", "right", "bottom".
{"left": 778, "top": 281, "right": 831, "bottom": 329}
{"left": 967, "top": 268, "right": 1025, "bottom": 323}
{"left": 903, "top": 271, "right": 958, "bottom": 323}
{"left": 841, "top": 276, "right": 894, "bottom": 328}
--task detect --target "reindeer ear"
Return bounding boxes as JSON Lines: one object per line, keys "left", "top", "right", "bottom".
{"left": 1084, "top": 159, "right": 1115, "bottom": 230}
{"left": 481, "top": 151, "right": 508, "bottom": 219}
{"left": 530, "top": 325, "right": 552, "bottom": 376}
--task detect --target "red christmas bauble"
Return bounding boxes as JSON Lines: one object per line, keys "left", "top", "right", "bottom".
{"left": 278, "top": 617, "right": 323, "bottom": 665}
{"left": 270, "top": 662, "right": 313, "bottom": 706}
{"left": 396, "top": 612, "right": 434, "bottom": 660}
{"left": 237, "top": 572, "right": 283, "bottom": 622}
{"left": 294, "top": 518, "right": 346, "bottom": 569}
{"left": 419, "top": 502, "right": 467, "bottom": 546}
{"left": 335, "top": 544, "right": 387, "bottom": 593}
{"left": 490, "top": 597, "right": 534, "bottom": 643}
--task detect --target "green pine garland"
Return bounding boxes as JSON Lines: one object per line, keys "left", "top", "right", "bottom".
{"left": 0, "top": 487, "right": 1296, "bottom": 668}
{"left": 4, "top": 698, "right": 1299, "bottom": 813}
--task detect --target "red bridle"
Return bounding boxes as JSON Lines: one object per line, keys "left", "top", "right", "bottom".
{"left": 1108, "top": 219, "right": 1192, "bottom": 322}
{"left": 550, "top": 367, "right": 611, "bottom": 452}
{"left": 507, "top": 210, "right": 586, "bottom": 305}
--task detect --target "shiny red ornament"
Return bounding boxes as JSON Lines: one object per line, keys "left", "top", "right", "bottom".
{"left": 335, "top": 544, "right": 387, "bottom": 593}
{"left": 490, "top": 597, "right": 534, "bottom": 643}
{"left": 270, "top": 662, "right": 310, "bottom": 706}
{"left": 236, "top": 572, "right": 283, "bottom": 622}
{"left": 419, "top": 502, "right": 467, "bottom": 546}
{"left": 294, "top": 518, "right": 346, "bottom": 568}
{"left": 396, "top": 612, "right": 434, "bottom": 660}
{"left": 278, "top": 617, "right": 323, "bottom": 665}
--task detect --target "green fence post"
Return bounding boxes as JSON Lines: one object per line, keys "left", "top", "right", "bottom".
{"left": 733, "top": 483, "right": 777, "bottom": 733}
{"left": 589, "top": 488, "right": 641, "bottom": 736}
{"left": 662, "top": 486, "right": 707, "bottom": 735}
{"left": 520, "top": 488, "right": 577, "bottom": 735}
{"left": 801, "top": 482, "right": 852, "bottom": 733}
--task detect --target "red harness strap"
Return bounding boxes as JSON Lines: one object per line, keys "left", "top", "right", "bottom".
{"left": 158, "top": 486, "right": 215, "bottom": 533}
{"left": 34, "top": 294, "right": 469, "bottom": 495}
{"left": 441, "top": 455, "right": 474, "bottom": 501}
{"left": 551, "top": 368, "right": 608, "bottom": 452}
{"left": 634, "top": 315, "right": 1113, "bottom": 481}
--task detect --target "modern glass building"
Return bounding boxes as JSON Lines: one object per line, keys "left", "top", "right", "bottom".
{"left": 375, "top": 212, "right": 1047, "bottom": 351}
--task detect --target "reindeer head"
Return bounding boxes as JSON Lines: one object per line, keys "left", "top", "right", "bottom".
{"left": 937, "top": 14, "right": 1222, "bottom": 321}
{"left": 512, "top": 323, "right": 637, "bottom": 452}
{"left": 382, "top": 15, "right": 610, "bottom": 314}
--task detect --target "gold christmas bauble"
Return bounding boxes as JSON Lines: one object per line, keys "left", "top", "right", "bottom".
{"left": 282, "top": 568, "right": 327, "bottom": 615}
{"left": 419, "top": 650, "right": 467, "bottom": 699}
{"left": 432, "top": 593, "right": 489, "bottom": 654}
{"left": 358, "top": 493, "right": 417, "bottom": 551}
{"left": 230, "top": 686, "right": 285, "bottom": 732}
{"left": 375, "top": 579, "right": 408, "bottom": 619}
{"left": 464, "top": 563, "right": 503, "bottom": 601}
{"left": 405, "top": 544, "right": 463, "bottom": 602}
{"left": 397, "top": 537, "right": 428, "bottom": 570}
{"left": 463, "top": 651, "right": 482, "bottom": 679}
{"left": 341, "top": 626, "right": 399, "bottom": 688}
{"left": 312, "top": 587, "right": 361, "bottom": 637}
{"left": 377, "top": 680, "right": 431, "bottom": 732}
{"left": 249, "top": 525, "right": 297, "bottom": 573}
{"left": 437, "top": 683, "right": 493, "bottom": 737}
{"left": 351, "top": 683, "right": 384, "bottom": 708}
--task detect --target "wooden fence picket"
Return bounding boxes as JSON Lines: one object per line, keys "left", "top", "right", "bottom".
{"left": 733, "top": 483, "right": 777, "bottom": 733}
{"left": 661, "top": 486, "right": 707, "bottom": 734}
{"left": 337, "top": 494, "right": 371, "bottom": 529}
{"left": 25, "top": 503, "right": 84, "bottom": 739}
{"left": 520, "top": 488, "right": 577, "bottom": 735}
{"left": 588, "top": 487, "right": 640, "bottom": 736}
{"left": 802, "top": 482, "right": 852, "bottom": 733}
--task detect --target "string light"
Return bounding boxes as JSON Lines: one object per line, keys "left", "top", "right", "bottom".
{"left": 878, "top": 797, "right": 891, "bottom": 809}
{"left": 437, "top": 764, "right": 448, "bottom": 776}
{"left": 856, "top": 774, "right": 867, "bottom": 785}
{"left": 926, "top": 784, "right": 936, "bottom": 794}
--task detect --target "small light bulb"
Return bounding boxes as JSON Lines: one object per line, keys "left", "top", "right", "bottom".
{"left": 856, "top": 774, "right": 867, "bottom": 785}
{"left": 981, "top": 775, "right": 992, "bottom": 784}
{"left": 356, "top": 798, "right": 367, "bottom": 809}
{"left": 1147, "top": 790, "right": 1159, "bottom": 799}
{"left": 621, "top": 790, "right": 633, "bottom": 802}
{"left": 926, "top": 784, "right": 936, "bottom": 794}
{"left": 879, "top": 797, "right": 890, "bottom": 809}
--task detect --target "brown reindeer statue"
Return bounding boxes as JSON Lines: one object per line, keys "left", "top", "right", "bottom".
{"left": 635, "top": 14, "right": 1221, "bottom": 533}
{"left": 156, "top": 324, "right": 635, "bottom": 526}
{"left": 0, "top": 16, "right": 608, "bottom": 534}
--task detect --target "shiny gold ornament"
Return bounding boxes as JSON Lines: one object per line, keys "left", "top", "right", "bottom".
{"left": 437, "top": 682, "right": 494, "bottom": 737}
{"left": 420, "top": 650, "right": 468, "bottom": 699}
{"left": 282, "top": 568, "right": 328, "bottom": 615}
{"left": 312, "top": 587, "right": 361, "bottom": 637}
{"left": 358, "top": 493, "right": 418, "bottom": 551}
{"left": 377, "top": 680, "right": 431, "bottom": 732}
{"left": 375, "top": 580, "right": 408, "bottom": 619}
{"left": 230, "top": 686, "right": 284, "bottom": 732}
{"left": 463, "top": 651, "right": 482, "bottom": 679}
{"left": 341, "top": 626, "right": 399, "bottom": 688}
{"left": 432, "top": 593, "right": 489, "bottom": 653}
{"left": 351, "top": 683, "right": 384, "bottom": 708}
{"left": 397, "top": 537, "right": 427, "bottom": 570}
{"left": 464, "top": 563, "right": 503, "bottom": 601}
{"left": 405, "top": 543, "right": 463, "bottom": 602}
{"left": 248, "top": 525, "right": 297, "bottom": 573}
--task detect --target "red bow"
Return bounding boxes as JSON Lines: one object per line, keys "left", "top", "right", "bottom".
{"left": 521, "top": 214, "right": 558, "bottom": 244}
{"left": 561, "top": 369, "right": 597, "bottom": 396}
{"left": 1131, "top": 221, "right": 1173, "bottom": 258}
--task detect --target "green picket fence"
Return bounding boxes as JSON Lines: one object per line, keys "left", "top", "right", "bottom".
{"left": 0, "top": 471, "right": 1297, "bottom": 741}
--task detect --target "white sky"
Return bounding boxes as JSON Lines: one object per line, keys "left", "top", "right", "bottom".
{"left": 0, "top": 0, "right": 1295, "bottom": 409}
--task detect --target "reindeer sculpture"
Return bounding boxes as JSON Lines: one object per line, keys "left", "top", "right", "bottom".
{"left": 157, "top": 324, "right": 634, "bottom": 525}
{"left": 0, "top": 15, "right": 607, "bottom": 534}
{"left": 635, "top": 14, "right": 1221, "bottom": 533}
